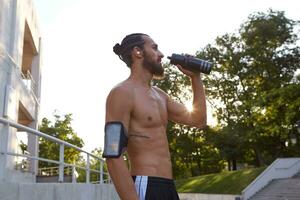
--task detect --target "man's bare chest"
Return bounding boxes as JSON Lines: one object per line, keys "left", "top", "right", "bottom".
{"left": 132, "top": 89, "right": 168, "bottom": 127}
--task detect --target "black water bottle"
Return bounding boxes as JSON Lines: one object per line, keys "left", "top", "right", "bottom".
{"left": 167, "top": 53, "right": 212, "bottom": 74}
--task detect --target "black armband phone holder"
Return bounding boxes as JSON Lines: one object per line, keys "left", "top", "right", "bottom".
{"left": 103, "top": 121, "right": 128, "bottom": 158}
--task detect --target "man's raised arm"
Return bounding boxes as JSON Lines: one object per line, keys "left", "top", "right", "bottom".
{"left": 167, "top": 67, "right": 207, "bottom": 128}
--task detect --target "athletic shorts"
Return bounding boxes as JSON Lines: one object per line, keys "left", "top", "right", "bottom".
{"left": 132, "top": 175, "right": 180, "bottom": 200}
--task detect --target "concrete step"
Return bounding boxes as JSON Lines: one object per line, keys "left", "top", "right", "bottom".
{"left": 293, "top": 171, "right": 300, "bottom": 178}
{"left": 250, "top": 178, "right": 300, "bottom": 200}
{"left": 253, "top": 197, "right": 299, "bottom": 200}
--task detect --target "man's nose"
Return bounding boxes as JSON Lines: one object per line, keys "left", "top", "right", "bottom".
{"left": 159, "top": 51, "right": 164, "bottom": 58}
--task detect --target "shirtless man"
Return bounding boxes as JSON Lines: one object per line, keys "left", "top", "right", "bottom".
{"left": 104, "top": 33, "right": 207, "bottom": 200}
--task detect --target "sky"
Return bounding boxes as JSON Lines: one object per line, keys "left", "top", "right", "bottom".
{"left": 33, "top": 0, "right": 300, "bottom": 152}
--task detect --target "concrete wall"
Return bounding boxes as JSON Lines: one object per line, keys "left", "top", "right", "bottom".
{"left": 179, "top": 193, "right": 241, "bottom": 200}
{"left": 0, "top": 0, "right": 42, "bottom": 183}
{"left": 0, "top": 183, "right": 120, "bottom": 200}
{"left": 0, "top": 0, "right": 40, "bottom": 65}
{"left": 0, "top": 48, "right": 37, "bottom": 183}
{"left": 0, "top": 0, "right": 15, "bottom": 53}
{"left": 0, "top": 183, "right": 243, "bottom": 200}
{"left": 0, "top": 0, "right": 41, "bottom": 120}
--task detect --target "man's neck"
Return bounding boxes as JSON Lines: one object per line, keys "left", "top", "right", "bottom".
{"left": 129, "top": 64, "right": 152, "bottom": 88}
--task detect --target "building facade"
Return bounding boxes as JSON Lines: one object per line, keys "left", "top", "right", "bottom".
{"left": 0, "top": 0, "right": 42, "bottom": 183}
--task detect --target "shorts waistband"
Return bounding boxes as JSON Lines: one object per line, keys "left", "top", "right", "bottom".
{"left": 132, "top": 176, "right": 175, "bottom": 186}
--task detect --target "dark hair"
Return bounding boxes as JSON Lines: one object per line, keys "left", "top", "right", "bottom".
{"left": 113, "top": 33, "right": 148, "bottom": 67}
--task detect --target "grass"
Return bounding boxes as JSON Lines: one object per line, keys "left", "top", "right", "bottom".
{"left": 175, "top": 167, "right": 266, "bottom": 194}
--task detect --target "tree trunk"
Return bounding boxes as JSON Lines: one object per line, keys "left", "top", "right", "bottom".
{"left": 227, "top": 160, "right": 232, "bottom": 171}
{"left": 195, "top": 151, "right": 202, "bottom": 176}
{"left": 254, "top": 146, "right": 265, "bottom": 167}
{"left": 232, "top": 159, "right": 237, "bottom": 170}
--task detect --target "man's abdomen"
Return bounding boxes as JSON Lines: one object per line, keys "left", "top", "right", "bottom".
{"left": 127, "top": 134, "right": 172, "bottom": 178}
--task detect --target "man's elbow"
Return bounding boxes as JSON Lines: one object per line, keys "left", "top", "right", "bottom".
{"left": 194, "top": 115, "right": 207, "bottom": 129}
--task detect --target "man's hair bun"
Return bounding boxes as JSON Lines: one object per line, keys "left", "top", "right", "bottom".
{"left": 113, "top": 33, "right": 148, "bottom": 67}
{"left": 113, "top": 43, "right": 122, "bottom": 55}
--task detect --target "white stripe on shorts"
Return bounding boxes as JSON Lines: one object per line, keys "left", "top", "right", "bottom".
{"left": 134, "top": 176, "right": 148, "bottom": 200}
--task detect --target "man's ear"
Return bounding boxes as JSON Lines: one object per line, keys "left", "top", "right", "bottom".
{"left": 133, "top": 47, "right": 143, "bottom": 58}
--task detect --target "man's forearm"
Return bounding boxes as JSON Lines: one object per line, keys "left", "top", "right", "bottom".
{"left": 191, "top": 75, "right": 207, "bottom": 126}
{"left": 107, "top": 158, "right": 139, "bottom": 200}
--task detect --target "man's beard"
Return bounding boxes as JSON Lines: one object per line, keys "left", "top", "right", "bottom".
{"left": 142, "top": 53, "right": 164, "bottom": 80}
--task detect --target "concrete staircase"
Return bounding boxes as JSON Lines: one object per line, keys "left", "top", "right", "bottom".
{"left": 250, "top": 172, "right": 300, "bottom": 200}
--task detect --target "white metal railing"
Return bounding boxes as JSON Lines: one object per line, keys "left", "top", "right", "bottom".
{"left": 0, "top": 117, "right": 111, "bottom": 184}
{"left": 21, "top": 70, "right": 37, "bottom": 95}
{"left": 242, "top": 158, "right": 300, "bottom": 200}
{"left": 38, "top": 166, "right": 74, "bottom": 176}
{"left": 14, "top": 149, "right": 30, "bottom": 171}
{"left": 37, "top": 166, "right": 78, "bottom": 183}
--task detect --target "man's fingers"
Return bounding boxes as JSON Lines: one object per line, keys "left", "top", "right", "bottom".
{"left": 176, "top": 64, "right": 183, "bottom": 71}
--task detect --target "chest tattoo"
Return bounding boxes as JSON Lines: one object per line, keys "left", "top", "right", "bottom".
{"left": 129, "top": 132, "right": 150, "bottom": 139}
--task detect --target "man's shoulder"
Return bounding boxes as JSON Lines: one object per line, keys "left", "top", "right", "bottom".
{"left": 108, "top": 81, "right": 134, "bottom": 99}
{"left": 105, "top": 81, "right": 134, "bottom": 116}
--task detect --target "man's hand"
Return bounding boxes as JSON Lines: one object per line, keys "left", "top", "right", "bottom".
{"left": 176, "top": 64, "right": 201, "bottom": 79}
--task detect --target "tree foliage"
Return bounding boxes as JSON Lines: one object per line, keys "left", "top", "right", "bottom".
{"left": 198, "top": 9, "right": 300, "bottom": 167}
{"left": 153, "top": 10, "right": 299, "bottom": 178}
{"left": 38, "top": 113, "right": 85, "bottom": 169}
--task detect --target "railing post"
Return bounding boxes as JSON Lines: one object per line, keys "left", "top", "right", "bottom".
{"left": 72, "top": 166, "right": 76, "bottom": 183}
{"left": 100, "top": 159, "right": 103, "bottom": 184}
{"left": 0, "top": 120, "right": 9, "bottom": 182}
{"left": 58, "top": 144, "right": 64, "bottom": 182}
{"left": 109, "top": 173, "right": 112, "bottom": 184}
{"left": 86, "top": 154, "right": 90, "bottom": 183}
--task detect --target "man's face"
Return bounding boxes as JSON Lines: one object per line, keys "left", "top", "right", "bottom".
{"left": 141, "top": 36, "right": 164, "bottom": 79}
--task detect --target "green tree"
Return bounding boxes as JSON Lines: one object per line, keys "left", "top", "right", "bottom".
{"left": 38, "top": 113, "right": 85, "bottom": 169}
{"left": 207, "top": 125, "right": 247, "bottom": 170}
{"left": 255, "top": 83, "right": 300, "bottom": 159}
{"left": 198, "top": 9, "right": 300, "bottom": 167}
